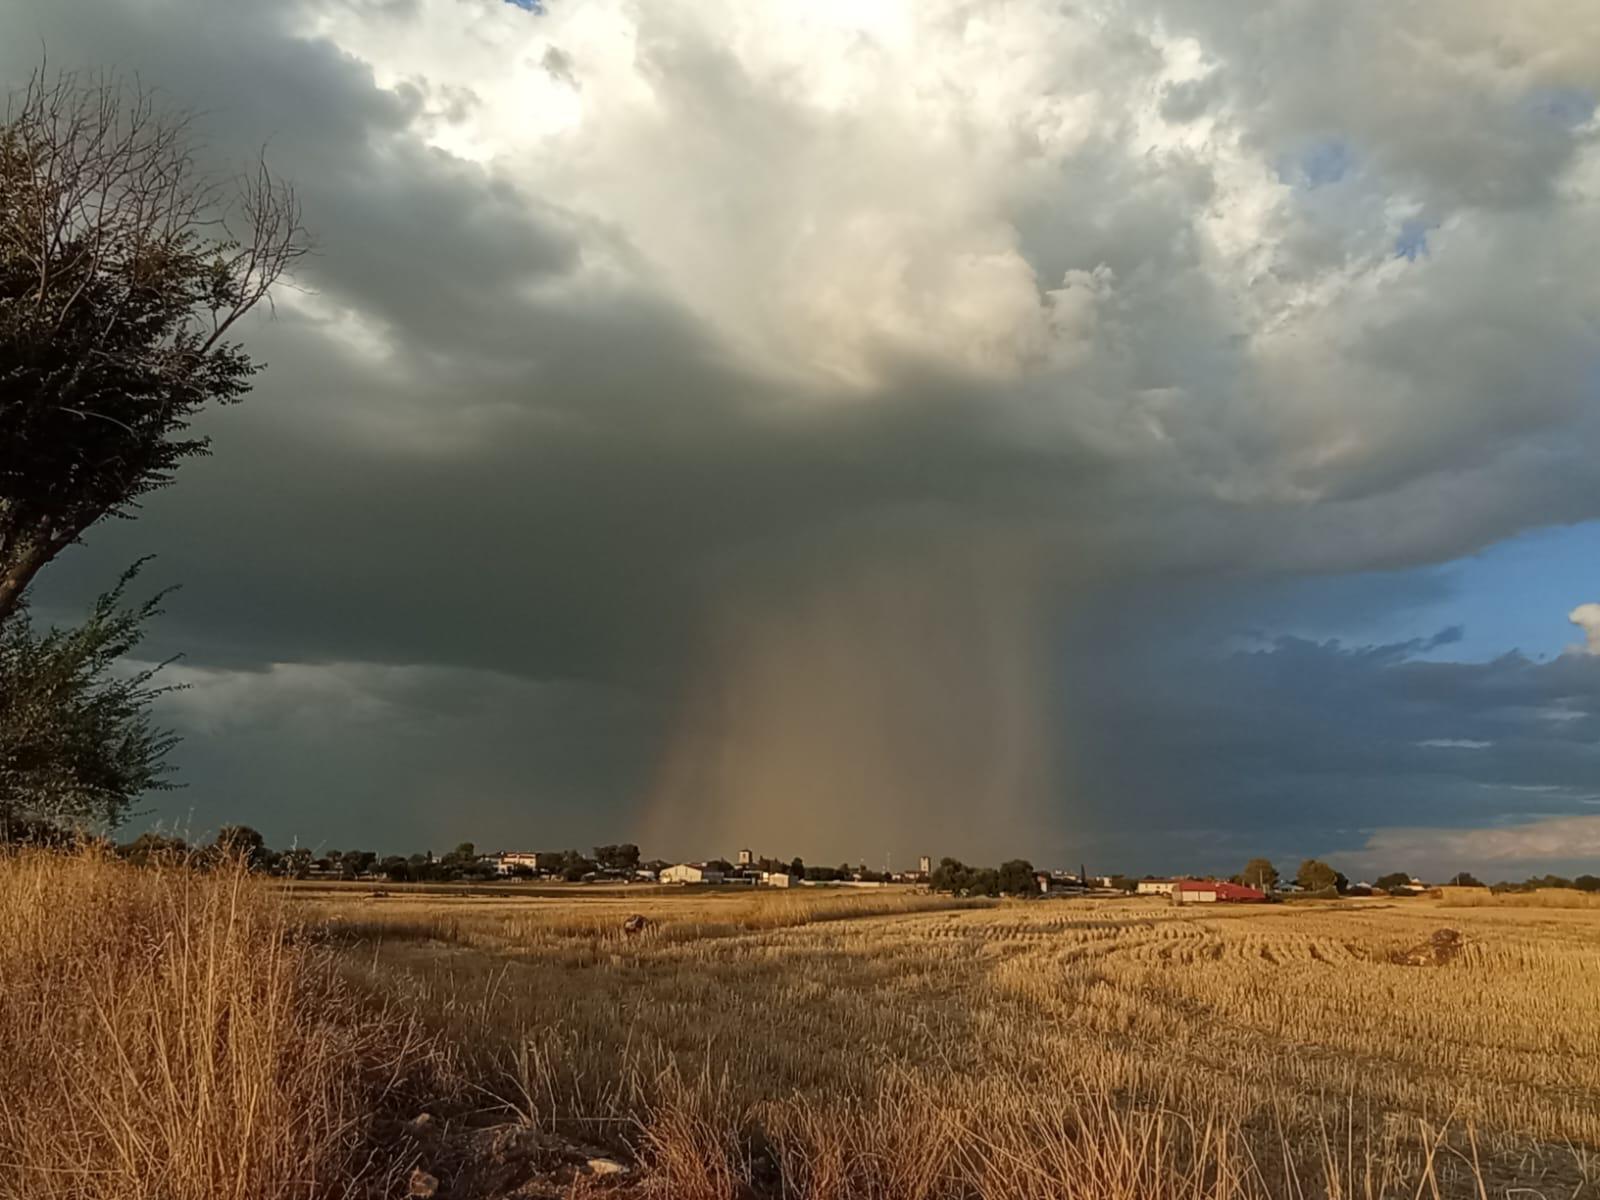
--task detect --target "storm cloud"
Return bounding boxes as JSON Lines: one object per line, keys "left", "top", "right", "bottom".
{"left": 6, "top": 0, "right": 1600, "bottom": 870}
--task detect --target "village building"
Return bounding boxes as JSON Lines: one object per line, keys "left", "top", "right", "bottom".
{"left": 484, "top": 851, "right": 541, "bottom": 876}
{"left": 661, "top": 863, "right": 725, "bottom": 884}
{"left": 1174, "top": 879, "right": 1266, "bottom": 904}
{"left": 1136, "top": 878, "right": 1179, "bottom": 896}
{"left": 1035, "top": 871, "right": 1086, "bottom": 894}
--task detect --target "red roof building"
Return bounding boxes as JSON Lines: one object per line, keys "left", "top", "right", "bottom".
{"left": 1174, "top": 879, "right": 1267, "bottom": 904}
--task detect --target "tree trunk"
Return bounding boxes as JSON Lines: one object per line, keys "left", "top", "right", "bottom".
{"left": 0, "top": 544, "right": 50, "bottom": 625}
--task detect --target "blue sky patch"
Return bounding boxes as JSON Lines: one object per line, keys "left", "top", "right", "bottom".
{"left": 1529, "top": 86, "right": 1596, "bottom": 128}
{"left": 1395, "top": 217, "right": 1430, "bottom": 260}
{"left": 1300, "top": 138, "right": 1352, "bottom": 187}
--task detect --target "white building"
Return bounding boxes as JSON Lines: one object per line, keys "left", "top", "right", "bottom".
{"left": 485, "top": 851, "right": 541, "bottom": 876}
{"left": 760, "top": 871, "right": 794, "bottom": 888}
{"left": 661, "top": 863, "right": 725, "bottom": 884}
{"left": 1136, "top": 879, "right": 1178, "bottom": 896}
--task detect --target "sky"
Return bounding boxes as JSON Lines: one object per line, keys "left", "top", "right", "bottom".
{"left": 6, "top": 0, "right": 1600, "bottom": 880}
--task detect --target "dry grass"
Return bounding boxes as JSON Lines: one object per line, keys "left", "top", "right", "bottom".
{"left": 308, "top": 884, "right": 979, "bottom": 961}
{"left": 0, "top": 850, "right": 437, "bottom": 1200}
{"left": 8, "top": 858, "right": 1598, "bottom": 1198}
{"left": 1437, "top": 886, "right": 1600, "bottom": 908}
{"left": 317, "top": 887, "right": 1600, "bottom": 1198}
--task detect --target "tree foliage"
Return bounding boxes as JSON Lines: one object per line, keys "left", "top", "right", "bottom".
{"left": 0, "top": 565, "right": 177, "bottom": 833}
{"left": 929, "top": 856, "right": 1000, "bottom": 897}
{"left": 997, "top": 859, "right": 1038, "bottom": 896}
{"left": 1241, "top": 857, "right": 1279, "bottom": 890}
{"left": 212, "top": 823, "right": 269, "bottom": 869}
{"left": 1295, "top": 858, "right": 1346, "bottom": 893}
{"left": 0, "top": 69, "right": 304, "bottom": 622}
{"left": 593, "top": 843, "right": 641, "bottom": 871}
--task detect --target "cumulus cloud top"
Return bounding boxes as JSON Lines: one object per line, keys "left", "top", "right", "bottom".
{"left": 1570, "top": 603, "right": 1600, "bottom": 654}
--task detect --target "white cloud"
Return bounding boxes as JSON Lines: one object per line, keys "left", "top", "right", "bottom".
{"left": 1569, "top": 603, "right": 1600, "bottom": 655}
{"left": 1416, "top": 738, "right": 1492, "bottom": 750}
{"left": 288, "top": 0, "right": 1600, "bottom": 495}
{"left": 1352, "top": 814, "right": 1600, "bottom": 872}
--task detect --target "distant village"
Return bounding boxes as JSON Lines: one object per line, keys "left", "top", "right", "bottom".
{"left": 110, "top": 828, "right": 1600, "bottom": 901}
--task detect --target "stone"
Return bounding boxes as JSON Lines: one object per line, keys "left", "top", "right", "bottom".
{"left": 408, "top": 1167, "right": 440, "bottom": 1198}
{"left": 587, "top": 1157, "right": 629, "bottom": 1177}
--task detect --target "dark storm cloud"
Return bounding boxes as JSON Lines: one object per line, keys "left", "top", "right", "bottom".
{"left": 1052, "top": 593, "right": 1600, "bottom": 875}
{"left": 6, "top": 0, "right": 1600, "bottom": 858}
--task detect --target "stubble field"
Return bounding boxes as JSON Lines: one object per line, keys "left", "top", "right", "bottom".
{"left": 315, "top": 880, "right": 1600, "bottom": 1198}
{"left": 3, "top": 854, "right": 1598, "bottom": 1200}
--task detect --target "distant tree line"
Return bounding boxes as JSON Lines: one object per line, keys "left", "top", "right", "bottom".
{"left": 13, "top": 818, "right": 1599, "bottom": 898}
{"left": 1227, "top": 859, "right": 1600, "bottom": 896}
{"left": 928, "top": 857, "right": 1040, "bottom": 897}
{"left": 83, "top": 829, "right": 664, "bottom": 883}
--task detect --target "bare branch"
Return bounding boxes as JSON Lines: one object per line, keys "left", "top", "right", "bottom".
{"left": 0, "top": 63, "right": 307, "bottom": 623}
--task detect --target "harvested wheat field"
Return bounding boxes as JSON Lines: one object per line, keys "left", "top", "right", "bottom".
{"left": 309, "top": 882, "right": 1600, "bottom": 1199}
{"left": 6, "top": 854, "right": 1600, "bottom": 1200}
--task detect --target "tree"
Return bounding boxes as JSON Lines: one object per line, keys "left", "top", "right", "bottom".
{"left": 213, "top": 824, "right": 267, "bottom": 869}
{"left": 1575, "top": 874, "right": 1600, "bottom": 892}
{"left": 1241, "top": 858, "right": 1279, "bottom": 891}
{"left": 968, "top": 868, "right": 1001, "bottom": 897}
{"left": 929, "top": 857, "right": 966, "bottom": 893}
{"left": 1523, "top": 873, "right": 1572, "bottom": 890}
{"left": 594, "top": 843, "right": 641, "bottom": 872}
{"left": 789, "top": 857, "right": 804, "bottom": 879}
{"left": 1374, "top": 872, "right": 1414, "bottom": 891}
{"left": 0, "top": 567, "right": 177, "bottom": 835}
{"left": 1296, "top": 859, "right": 1343, "bottom": 893}
{"left": 997, "top": 859, "right": 1037, "bottom": 896}
{"left": 1448, "top": 871, "right": 1485, "bottom": 888}
{"left": 1, "top": 69, "right": 305, "bottom": 622}
{"left": 119, "top": 830, "right": 188, "bottom": 866}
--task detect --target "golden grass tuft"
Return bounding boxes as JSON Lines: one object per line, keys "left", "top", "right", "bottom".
{"left": 0, "top": 850, "right": 433, "bottom": 1200}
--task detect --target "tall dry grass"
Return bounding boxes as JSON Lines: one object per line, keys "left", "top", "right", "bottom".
{"left": 0, "top": 850, "right": 436, "bottom": 1200}
{"left": 1438, "top": 886, "right": 1600, "bottom": 908}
